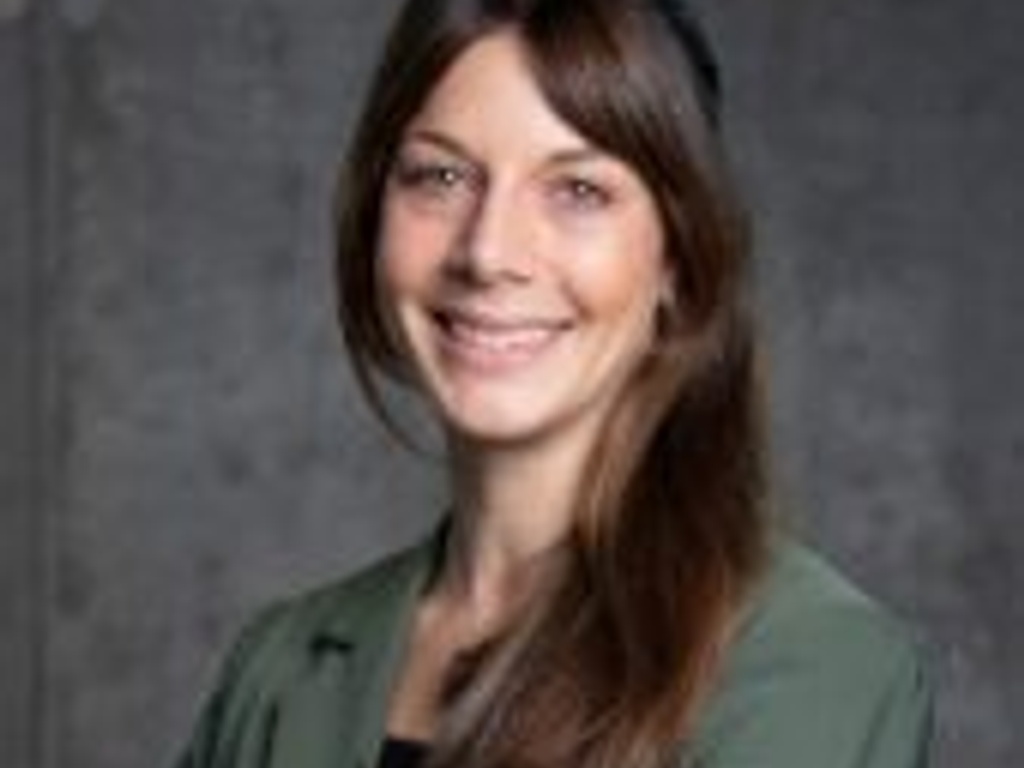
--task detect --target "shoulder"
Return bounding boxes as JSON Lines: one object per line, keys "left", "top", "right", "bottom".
{"left": 175, "top": 536, "right": 436, "bottom": 768}
{"left": 735, "top": 538, "right": 923, "bottom": 668}
{"left": 221, "top": 537, "right": 433, "bottom": 683}
{"left": 690, "top": 538, "right": 933, "bottom": 767}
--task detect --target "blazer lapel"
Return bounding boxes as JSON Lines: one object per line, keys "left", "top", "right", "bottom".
{"left": 267, "top": 533, "right": 442, "bottom": 768}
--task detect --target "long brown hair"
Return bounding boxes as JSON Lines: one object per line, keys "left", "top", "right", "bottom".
{"left": 335, "top": 1, "right": 770, "bottom": 765}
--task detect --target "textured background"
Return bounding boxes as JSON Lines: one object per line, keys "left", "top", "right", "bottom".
{"left": 1, "top": 0, "right": 1021, "bottom": 767}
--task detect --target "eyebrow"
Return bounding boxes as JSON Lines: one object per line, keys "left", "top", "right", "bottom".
{"left": 401, "top": 129, "right": 607, "bottom": 168}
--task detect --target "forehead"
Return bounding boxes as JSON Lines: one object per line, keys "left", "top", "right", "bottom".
{"left": 403, "top": 31, "right": 594, "bottom": 159}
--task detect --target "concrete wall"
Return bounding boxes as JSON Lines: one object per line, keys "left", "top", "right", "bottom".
{"left": 1, "top": 0, "right": 1020, "bottom": 766}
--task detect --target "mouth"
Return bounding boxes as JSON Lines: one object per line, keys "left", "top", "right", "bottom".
{"left": 432, "top": 306, "right": 572, "bottom": 373}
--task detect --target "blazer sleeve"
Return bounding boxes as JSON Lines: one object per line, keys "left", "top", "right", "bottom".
{"left": 687, "top": 600, "right": 934, "bottom": 768}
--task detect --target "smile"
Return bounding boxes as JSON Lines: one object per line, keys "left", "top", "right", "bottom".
{"left": 433, "top": 307, "right": 570, "bottom": 373}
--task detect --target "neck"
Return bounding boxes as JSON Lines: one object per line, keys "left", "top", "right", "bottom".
{"left": 435, "top": 432, "right": 590, "bottom": 622}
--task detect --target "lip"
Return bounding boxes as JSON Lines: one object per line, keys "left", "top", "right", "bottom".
{"left": 432, "top": 306, "right": 572, "bottom": 374}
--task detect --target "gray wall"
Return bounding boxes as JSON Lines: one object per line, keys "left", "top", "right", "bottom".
{"left": 2, "top": 4, "right": 40, "bottom": 767}
{"left": 1, "top": 0, "right": 1020, "bottom": 766}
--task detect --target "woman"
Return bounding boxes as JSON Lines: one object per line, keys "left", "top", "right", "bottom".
{"left": 178, "top": 1, "right": 932, "bottom": 767}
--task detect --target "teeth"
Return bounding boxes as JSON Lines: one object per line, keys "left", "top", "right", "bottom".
{"left": 447, "top": 318, "right": 559, "bottom": 353}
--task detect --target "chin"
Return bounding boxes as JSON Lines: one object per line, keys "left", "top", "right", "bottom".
{"left": 440, "top": 405, "right": 553, "bottom": 447}
{"left": 436, "top": 387, "right": 604, "bottom": 454}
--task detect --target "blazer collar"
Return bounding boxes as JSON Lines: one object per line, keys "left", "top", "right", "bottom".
{"left": 315, "top": 524, "right": 446, "bottom": 650}
{"left": 279, "top": 525, "right": 445, "bottom": 768}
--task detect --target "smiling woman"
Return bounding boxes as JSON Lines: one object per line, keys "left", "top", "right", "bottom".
{"left": 379, "top": 33, "right": 667, "bottom": 446}
{"left": 175, "top": 2, "right": 933, "bottom": 767}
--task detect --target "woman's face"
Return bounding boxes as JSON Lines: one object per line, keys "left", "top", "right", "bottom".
{"left": 378, "top": 31, "right": 668, "bottom": 450}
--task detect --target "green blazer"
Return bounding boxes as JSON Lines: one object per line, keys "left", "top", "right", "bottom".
{"left": 176, "top": 530, "right": 932, "bottom": 768}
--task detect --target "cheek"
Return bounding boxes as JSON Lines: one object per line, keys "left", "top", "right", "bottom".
{"left": 378, "top": 205, "right": 437, "bottom": 300}
{"left": 567, "top": 218, "right": 666, "bottom": 320}
{"left": 378, "top": 195, "right": 466, "bottom": 299}
{"left": 374, "top": 209, "right": 441, "bottom": 372}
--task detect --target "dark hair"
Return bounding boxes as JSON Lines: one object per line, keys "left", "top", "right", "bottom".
{"left": 335, "top": 1, "right": 770, "bottom": 766}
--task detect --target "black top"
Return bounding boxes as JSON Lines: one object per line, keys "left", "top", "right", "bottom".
{"left": 379, "top": 736, "right": 429, "bottom": 768}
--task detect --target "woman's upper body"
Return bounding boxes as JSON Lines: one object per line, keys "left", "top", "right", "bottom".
{"left": 177, "top": 0, "right": 935, "bottom": 765}
{"left": 175, "top": 525, "right": 932, "bottom": 768}
{"left": 339, "top": 9, "right": 773, "bottom": 760}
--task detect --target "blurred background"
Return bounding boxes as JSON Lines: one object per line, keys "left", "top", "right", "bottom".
{"left": 1, "top": 0, "right": 1021, "bottom": 766}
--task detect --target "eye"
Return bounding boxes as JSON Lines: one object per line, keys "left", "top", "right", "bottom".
{"left": 391, "top": 156, "right": 477, "bottom": 199}
{"left": 550, "top": 175, "right": 614, "bottom": 212}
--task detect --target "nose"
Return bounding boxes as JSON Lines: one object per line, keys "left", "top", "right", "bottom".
{"left": 448, "top": 182, "right": 533, "bottom": 285}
